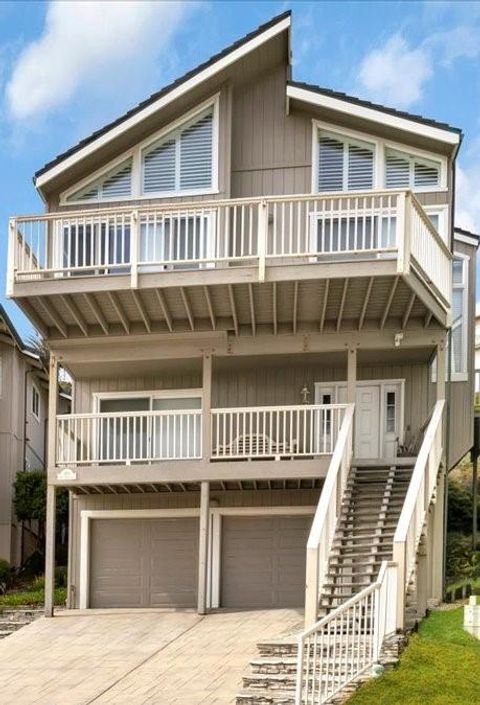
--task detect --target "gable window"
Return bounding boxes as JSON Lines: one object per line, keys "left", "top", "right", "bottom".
{"left": 316, "top": 131, "right": 374, "bottom": 192}
{"left": 32, "top": 383, "right": 40, "bottom": 420}
{"left": 142, "top": 108, "right": 213, "bottom": 195}
{"left": 66, "top": 160, "right": 132, "bottom": 203}
{"left": 385, "top": 148, "right": 440, "bottom": 190}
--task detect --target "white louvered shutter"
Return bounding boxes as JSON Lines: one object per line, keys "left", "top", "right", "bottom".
{"left": 143, "top": 139, "right": 176, "bottom": 194}
{"left": 318, "top": 136, "right": 344, "bottom": 191}
{"left": 180, "top": 111, "right": 213, "bottom": 190}
{"left": 347, "top": 143, "right": 374, "bottom": 189}
{"left": 385, "top": 151, "right": 410, "bottom": 188}
{"left": 68, "top": 185, "right": 99, "bottom": 202}
{"left": 101, "top": 161, "right": 132, "bottom": 198}
{"left": 414, "top": 160, "right": 439, "bottom": 188}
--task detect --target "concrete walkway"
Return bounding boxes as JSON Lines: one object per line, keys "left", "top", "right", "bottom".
{"left": 0, "top": 608, "right": 302, "bottom": 704}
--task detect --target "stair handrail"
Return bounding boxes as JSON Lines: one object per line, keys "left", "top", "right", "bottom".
{"left": 296, "top": 560, "right": 398, "bottom": 705}
{"left": 304, "top": 403, "right": 355, "bottom": 627}
{"left": 392, "top": 399, "right": 445, "bottom": 629}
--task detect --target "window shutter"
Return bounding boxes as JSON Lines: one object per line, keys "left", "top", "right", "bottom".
{"left": 414, "top": 160, "right": 439, "bottom": 188}
{"left": 318, "top": 136, "right": 344, "bottom": 191}
{"left": 385, "top": 152, "right": 410, "bottom": 188}
{"left": 180, "top": 111, "right": 213, "bottom": 190}
{"left": 347, "top": 144, "right": 374, "bottom": 189}
{"left": 143, "top": 139, "right": 176, "bottom": 194}
{"left": 69, "top": 185, "right": 100, "bottom": 202}
{"left": 101, "top": 162, "right": 132, "bottom": 198}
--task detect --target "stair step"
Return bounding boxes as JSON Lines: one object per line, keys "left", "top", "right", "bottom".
{"left": 250, "top": 657, "right": 298, "bottom": 675}
{"left": 236, "top": 690, "right": 295, "bottom": 704}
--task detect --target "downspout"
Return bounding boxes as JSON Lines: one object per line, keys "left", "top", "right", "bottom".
{"left": 21, "top": 366, "right": 33, "bottom": 566}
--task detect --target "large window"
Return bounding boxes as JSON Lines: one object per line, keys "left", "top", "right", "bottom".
{"left": 451, "top": 255, "right": 468, "bottom": 378}
{"left": 316, "top": 131, "right": 374, "bottom": 192}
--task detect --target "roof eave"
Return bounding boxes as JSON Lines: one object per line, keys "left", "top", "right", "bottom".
{"left": 286, "top": 83, "right": 462, "bottom": 150}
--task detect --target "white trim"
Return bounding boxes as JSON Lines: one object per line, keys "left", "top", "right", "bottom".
{"left": 310, "top": 118, "right": 448, "bottom": 196}
{"left": 38, "top": 15, "right": 291, "bottom": 190}
{"left": 31, "top": 381, "right": 41, "bottom": 422}
{"left": 451, "top": 251, "right": 469, "bottom": 382}
{"left": 314, "top": 379, "right": 405, "bottom": 456}
{"left": 288, "top": 84, "right": 460, "bottom": 147}
{"left": 455, "top": 232, "right": 479, "bottom": 247}
{"left": 423, "top": 204, "right": 449, "bottom": 244}
{"left": 61, "top": 96, "right": 220, "bottom": 205}
{"left": 92, "top": 388, "right": 203, "bottom": 412}
{"left": 78, "top": 503, "right": 315, "bottom": 611}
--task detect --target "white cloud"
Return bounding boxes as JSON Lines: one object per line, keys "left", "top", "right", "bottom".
{"left": 357, "top": 35, "right": 432, "bottom": 109}
{"left": 6, "top": 1, "right": 195, "bottom": 121}
{"left": 456, "top": 163, "right": 480, "bottom": 233}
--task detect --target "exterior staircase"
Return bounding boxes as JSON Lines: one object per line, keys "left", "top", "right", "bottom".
{"left": 236, "top": 460, "right": 414, "bottom": 705}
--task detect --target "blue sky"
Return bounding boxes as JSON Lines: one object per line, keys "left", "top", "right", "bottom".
{"left": 1, "top": 0, "right": 480, "bottom": 339}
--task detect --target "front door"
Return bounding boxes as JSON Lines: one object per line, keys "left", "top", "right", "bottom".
{"left": 354, "top": 386, "right": 381, "bottom": 458}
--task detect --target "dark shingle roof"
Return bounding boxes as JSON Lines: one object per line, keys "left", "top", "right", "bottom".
{"left": 34, "top": 10, "right": 291, "bottom": 182}
{"left": 288, "top": 80, "right": 463, "bottom": 137}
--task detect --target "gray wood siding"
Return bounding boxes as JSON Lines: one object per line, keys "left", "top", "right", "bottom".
{"left": 69, "top": 487, "right": 320, "bottom": 607}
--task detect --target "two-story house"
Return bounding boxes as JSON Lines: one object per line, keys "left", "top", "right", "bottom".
{"left": 0, "top": 305, "right": 49, "bottom": 565}
{"left": 6, "top": 11, "right": 478, "bottom": 703}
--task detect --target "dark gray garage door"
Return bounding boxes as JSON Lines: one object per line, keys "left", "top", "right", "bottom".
{"left": 221, "top": 514, "right": 312, "bottom": 608}
{"left": 90, "top": 517, "right": 198, "bottom": 608}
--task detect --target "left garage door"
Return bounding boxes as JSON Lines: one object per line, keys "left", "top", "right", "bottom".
{"left": 89, "top": 517, "right": 199, "bottom": 608}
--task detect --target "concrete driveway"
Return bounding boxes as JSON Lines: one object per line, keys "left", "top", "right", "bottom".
{"left": 0, "top": 608, "right": 302, "bottom": 704}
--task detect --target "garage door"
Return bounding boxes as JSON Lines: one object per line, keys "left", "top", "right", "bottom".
{"left": 89, "top": 517, "right": 198, "bottom": 608}
{"left": 221, "top": 514, "right": 312, "bottom": 608}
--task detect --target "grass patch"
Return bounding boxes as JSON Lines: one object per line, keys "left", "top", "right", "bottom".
{"left": 346, "top": 609, "right": 480, "bottom": 705}
{"left": 0, "top": 587, "right": 66, "bottom": 608}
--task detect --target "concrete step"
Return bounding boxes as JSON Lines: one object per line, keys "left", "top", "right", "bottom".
{"left": 236, "top": 690, "right": 295, "bottom": 704}
{"left": 250, "top": 657, "right": 298, "bottom": 676}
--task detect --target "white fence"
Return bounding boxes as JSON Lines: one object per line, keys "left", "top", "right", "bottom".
{"left": 303, "top": 404, "right": 354, "bottom": 626}
{"left": 8, "top": 191, "right": 451, "bottom": 310}
{"left": 56, "top": 410, "right": 202, "bottom": 465}
{"left": 393, "top": 400, "right": 445, "bottom": 627}
{"left": 211, "top": 404, "right": 347, "bottom": 460}
{"left": 296, "top": 561, "right": 398, "bottom": 705}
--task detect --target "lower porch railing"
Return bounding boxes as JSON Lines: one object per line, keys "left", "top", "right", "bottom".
{"left": 56, "top": 403, "right": 347, "bottom": 466}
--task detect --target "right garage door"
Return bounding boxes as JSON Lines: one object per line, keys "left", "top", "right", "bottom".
{"left": 221, "top": 514, "right": 312, "bottom": 608}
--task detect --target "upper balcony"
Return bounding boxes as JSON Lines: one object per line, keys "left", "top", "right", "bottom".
{"left": 8, "top": 189, "right": 452, "bottom": 339}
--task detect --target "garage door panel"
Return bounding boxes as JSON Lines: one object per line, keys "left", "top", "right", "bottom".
{"left": 221, "top": 514, "right": 312, "bottom": 609}
{"left": 90, "top": 517, "right": 198, "bottom": 609}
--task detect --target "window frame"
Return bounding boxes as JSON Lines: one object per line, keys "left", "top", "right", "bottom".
{"left": 311, "top": 119, "right": 448, "bottom": 195}
{"left": 32, "top": 382, "right": 41, "bottom": 422}
{"left": 451, "top": 252, "right": 469, "bottom": 382}
{"left": 423, "top": 204, "right": 449, "bottom": 244}
{"left": 60, "top": 94, "right": 220, "bottom": 206}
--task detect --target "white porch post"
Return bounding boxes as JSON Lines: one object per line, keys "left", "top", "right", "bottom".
{"left": 45, "top": 354, "right": 58, "bottom": 618}
{"left": 346, "top": 346, "right": 357, "bottom": 404}
{"left": 197, "top": 481, "right": 210, "bottom": 615}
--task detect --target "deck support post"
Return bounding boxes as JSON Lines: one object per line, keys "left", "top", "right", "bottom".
{"left": 202, "top": 354, "right": 213, "bottom": 461}
{"left": 45, "top": 353, "right": 58, "bottom": 618}
{"left": 197, "top": 481, "right": 210, "bottom": 615}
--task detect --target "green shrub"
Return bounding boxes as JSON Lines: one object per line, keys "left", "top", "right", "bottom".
{"left": 0, "top": 560, "right": 13, "bottom": 594}
{"left": 31, "top": 575, "right": 45, "bottom": 591}
{"left": 446, "top": 532, "right": 480, "bottom": 582}
{"left": 55, "top": 566, "right": 67, "bottom": 588}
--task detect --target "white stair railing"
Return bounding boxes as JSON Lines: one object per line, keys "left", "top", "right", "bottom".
{"left": 296, "top": 560, "right": 398, "bottom": 705}
{"left": 392, "top": 399, "right": 445, "bottom": 628}
{"left": 304, "top": 404, "right": 354, "bottom": 627}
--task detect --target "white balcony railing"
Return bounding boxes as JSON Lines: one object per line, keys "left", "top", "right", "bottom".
{"left": 8, "top": 190, "right": 451, "bottom": 309}
{"left": 56, "top": 403, "right": 346, "bottom": 467}
{"left": 56, "top": 409, "right": 203, "bottom": 465}
{"left": 211, "top": 404, "right": 347, "bottom": 460}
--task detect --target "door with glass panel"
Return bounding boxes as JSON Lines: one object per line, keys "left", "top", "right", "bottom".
{"left": 98, "top": 397, "right": 150, "bottom": 463}
{"left": 151, "top": 397, "right": 202, "bottom": 460}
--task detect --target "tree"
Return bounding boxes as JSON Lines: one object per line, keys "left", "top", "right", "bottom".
{"left": 13, "top": 471, "right": 68, "bottom": 544}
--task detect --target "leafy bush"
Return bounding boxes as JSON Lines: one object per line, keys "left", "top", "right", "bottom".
{"left": 55, "top": 566, "right": 67, "bottom": 588}
{"left": 446, "top": 532, "right": 480, "bottom": 582}
{"left": 448, "top": 479, "right": 474, "bottom": 534}
{"left": 31, "top": 575, "right": 45, "bottom": 591}
{"left": 13, "top": 471, "right": 68, "bottom": 528}
{"left": 0, "top": 560, "right": 13, "bottom": 594}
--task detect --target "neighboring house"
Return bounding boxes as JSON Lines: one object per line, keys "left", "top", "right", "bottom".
{"left": 0, "top": 305, "right": 48, "bottom": 565}
{"left": 6, "top": 11, "right": 479, "bottom": 702}
{"left": 475, "top": 300, "right": 480, "bottom": 394}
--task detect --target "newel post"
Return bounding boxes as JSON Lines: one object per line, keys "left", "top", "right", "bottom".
{"left": 130, "top": 209, "right": 139, "bottom": 289}
{"left": 45, "top": 353, "right": 58, "bottom": 618}
{"left": 258, "top": 200, "right": 268, "bottom": 283}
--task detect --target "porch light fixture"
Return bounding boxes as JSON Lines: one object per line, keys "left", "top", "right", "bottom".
{"left": 394, "top": 332, "right": 404, "bottom": 348}
{"left": 300, "top": 385, "right": 310, "bottom": 404}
